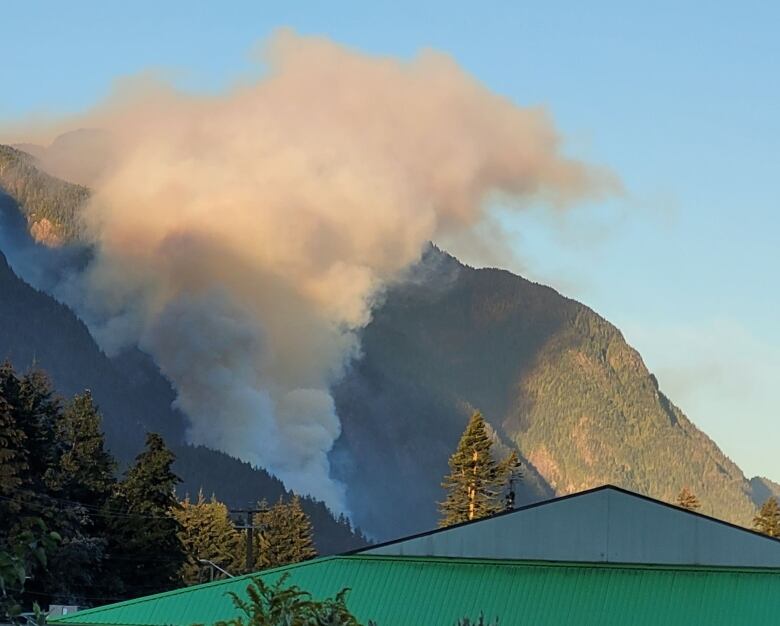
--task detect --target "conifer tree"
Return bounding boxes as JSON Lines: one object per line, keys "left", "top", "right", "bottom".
{"left": 107, "top": 432, "right": 186, "bottom": 597}
{"left": 0, "top": 387, "right": 27, "bottom": 528}
{"left": 38, "top": 392, "right": 117, "bottom": 603}
{"left": 253, "top": 497, "right": 317, "bottom": 570}
{"left": 753, "top": 497, "right": 780, "bottom": 538}
{"left": 676, "top": 487, "right": 701, "bottom": 511}
{"left": 254, "top": 498, "right": 288, "bottom": 571}
{"left": 175, "top": 491, "right": 243, "bottom": 584}
{"left": 286, "top": 496, "right": 317, "bottom": 564}
{"left": 0, "top": 369, "right": 63, "bottom": 535}
{"left": 17, "top": 370, "right": 62, "bottom": 491}
{"left": 51, "top": 392, "right": 116, "bottom": 507}
{"left": 0, "top": 365, "right": 114, "bottom": 605}
{"left": 439, "top": 411, "right": 521, "bottom": 527}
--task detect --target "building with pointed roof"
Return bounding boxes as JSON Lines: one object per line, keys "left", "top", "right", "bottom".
{"left": 50, "top": 486, "right": 780, "bottom": 626}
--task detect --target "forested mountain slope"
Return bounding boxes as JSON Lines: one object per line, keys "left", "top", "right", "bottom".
{"left": 0, "top": 244, "right": 186, "bottom": 456}
{"left": 2, "top": 141, "right": 777, "bottom": 543}
{"left": 0, "top": 197, "right": 364, "bottom": 552}
{"left": 0, "top": 144, "right": 88, "bottom": 245}
{"left": 332, "top": 247, "right": 779, "bottom": 538}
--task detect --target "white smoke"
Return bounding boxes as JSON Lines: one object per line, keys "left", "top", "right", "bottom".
{"left": 5, "top": 31, "right": 617, "bottom": 511}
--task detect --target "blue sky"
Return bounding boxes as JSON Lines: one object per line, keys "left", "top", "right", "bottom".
{"left": 3, "top": 1, "right": 778, "bottom": 480}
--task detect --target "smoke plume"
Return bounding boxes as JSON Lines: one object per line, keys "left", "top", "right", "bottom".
{"left": 6, "top": 31, "right": 616, "bottom": 511}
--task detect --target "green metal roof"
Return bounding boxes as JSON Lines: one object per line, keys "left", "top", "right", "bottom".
{"left": 51, "top": 556, "right": 780, "bottom": 626}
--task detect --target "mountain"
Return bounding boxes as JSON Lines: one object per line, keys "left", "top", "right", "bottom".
{"left": 0, "top": 144, "right": 88, "bottom": 245}
{"left": 0, "top": 243, "right": 185, "bottom": 457}
{"left": 332, "top": 247, "right": 780, "bottom": 538}
{"left": 173, "top": 445, "right": 365, "bottom": 554}
{"left": 2, "top": 142, "right": 778, "bottom": 542}
{"left": 0, "top": 243, "right": 364, "bottom": 551}
{"left": 0, "top": 159, "right": 366, "bottom": 551}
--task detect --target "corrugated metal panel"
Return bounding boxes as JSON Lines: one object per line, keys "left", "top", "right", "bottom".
{"left": 51, "top": 556, "right": 780, "bottom": 626}
{"left": 362, "top": 487, "right": 780, "bottom": 567}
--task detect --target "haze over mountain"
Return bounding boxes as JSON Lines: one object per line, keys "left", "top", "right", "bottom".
{"left": 0, "top": 147, "right": 365, "bottom": 551}
{"left": 1, "top": 143, "right": 778, "bottom": 542}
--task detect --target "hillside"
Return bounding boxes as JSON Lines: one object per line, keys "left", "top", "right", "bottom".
{"left": 0, "top": 144, "right": 88, "bottom": 245}
{"left": 2, "top": 142, "right": 778, "bottom": 542}
{"left": 0, "top": 196, "right": 365, "bottom": 552}
{"left": 332, "top": 246, "right": 779, "bottom": 537}
{"left": 0, "top": 245, "right": 185, "bottom": 456}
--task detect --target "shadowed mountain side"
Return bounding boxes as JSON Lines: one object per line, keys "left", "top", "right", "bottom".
{"left": 332, "top": 246, "right": 566, "bottom": 538}
{"left": 333, "top": 247, "right": 766, "bottom": 538}
{"left": 0, "top": 240, "right": 367, "bottom": 552}
{"left": 749, "top": 477, "right": 780, "bottom": 508}
{"left": 0, "top": 244, "right": 186, "bottom": 460}
{"left": 174, "top": 445, "right": 368, "bottom": 554}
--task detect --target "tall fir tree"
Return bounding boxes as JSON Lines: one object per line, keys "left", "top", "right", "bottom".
{"left": 39, "top": 392, "right": 117, "bottom": 603}
{"left": 17, "top": 370, "right": 62, "bottom": 494}
{"left": 439, "top": 411, "right": 521, "bottom": 527}
{"left": 0, "top": 377, "right": 27, "bottom": 531}
{"left": 1, "top": 368, "right": 62, "bottom": 535}
{"left": 286, "top": 496, "right": 317, "bottom": 564}
{"left": 106, "top": 432, "right": 186, "bottom": 598}
{"left": 753, "top": 497, "right": 780, "bottom": 538}
{"left": 174, "top": 491, "right": 243, "bottom": 584}
{"left": 253, "top": 497, "right": 317, "bottom": 570}
{"left": 0, "top": 365, "right": 114, "bottom": 606}
{"left": 254, "top": 498, "right": 287, "bottom": 571}
{"left": 51, "top": 392, "right": 116, "bottom": 507}
{"left": 676, "top": 487, "right": 701, "bottom": 511}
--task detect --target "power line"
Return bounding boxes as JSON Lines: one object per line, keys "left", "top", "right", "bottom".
{"left": 0, "top": 491, "right": 174, "bottom": 521}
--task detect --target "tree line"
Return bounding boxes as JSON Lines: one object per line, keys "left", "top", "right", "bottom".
{"left": 0, "top": 363, "right": 317, "bottom": 621}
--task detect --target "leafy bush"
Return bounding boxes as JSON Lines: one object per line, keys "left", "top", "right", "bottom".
{"left": 210, "top": 573, "right": 367, "bottom": 626}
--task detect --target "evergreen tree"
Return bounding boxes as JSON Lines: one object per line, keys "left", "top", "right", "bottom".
{"left": 107, "top": 432, "right": 186, "bottom": 597}
{"left": 39, "top": 392, "right": 117, "bottom": 603}
{"left": 254, "top": 499, "right": 287, "bottom": 571}
{"left": 51, "top": 392, "right": 116, "bottom": 507}
{"left": 286, "top": 497, "right": 317, "bottom": 564}
{"left": 676, "top": 487, "right": 701, "bottom": 511}
{"left": 753, "top": 497, "right": 780, "bottom": 538}
{"left": 253, "top": 497, "right": 317, "bottom": 570}
{"left": 17, "top": 370, "right": 62, "bottom": 492}
{"left": 439, "top": 411, "right": 520, "bottom": 527}
{"left": 1, "top": 368, "right": 67, "bottom": 604}
{"left": 0, "top": 365, "right": 114, "bottom": 606}
{"left": 0, "top": 383, "right": 27, "bottom": 529}
{"left": 0, "top": 368, "right": 62, "bottom": 533}
{"left": 175, "top": 491, "right": 243, "bottom": 584}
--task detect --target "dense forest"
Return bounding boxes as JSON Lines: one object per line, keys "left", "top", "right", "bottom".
{"left": 0, "top": 145, "right": 88, "bottom": 245}
{"left": 0, "top": 244, "right": 364, "bottom": 555}
{"left": 0, "top": 361, "right": 355, "bottom": 620}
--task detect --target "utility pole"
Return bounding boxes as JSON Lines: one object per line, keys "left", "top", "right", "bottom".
{"left": 245, "top": 511, "right": 254, "bottom": 573}
{"left": 231, "top": 508, "right": 265, "bottom": 574}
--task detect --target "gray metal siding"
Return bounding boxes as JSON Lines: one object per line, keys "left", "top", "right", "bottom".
{"left": 362, "top": 488, "right": 780, "bottom": 567}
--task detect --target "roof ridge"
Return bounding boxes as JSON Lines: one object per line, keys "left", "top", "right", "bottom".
{"left": 341, "top": 554, "right": 780, "bottom": 574}
{"left": 347, "top": 484, "right": 780, "bottom": 555}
